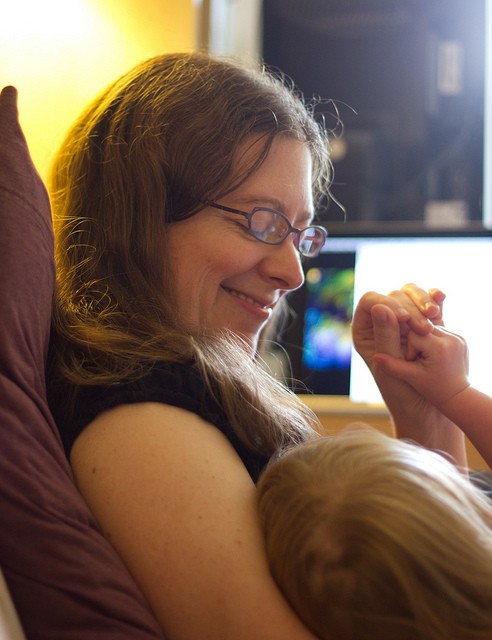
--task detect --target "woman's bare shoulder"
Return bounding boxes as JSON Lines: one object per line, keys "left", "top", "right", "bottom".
{"left": 70, "top": 402, "right": 317, "bottom": 640}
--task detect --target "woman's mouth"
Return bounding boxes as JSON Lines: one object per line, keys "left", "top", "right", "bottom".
{"left": 222, "top": 286, "right": 272, "bottom": 310}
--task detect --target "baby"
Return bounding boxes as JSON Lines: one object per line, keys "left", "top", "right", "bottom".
{"left": 257, "top": 426, "right": 492, "bottom": 640}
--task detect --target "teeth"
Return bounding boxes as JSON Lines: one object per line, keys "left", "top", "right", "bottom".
{"left": 224, "top": 287, "right": 265, "bottom": 309}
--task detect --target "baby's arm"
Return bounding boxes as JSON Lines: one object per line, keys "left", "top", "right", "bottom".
{"left": 373, "top": 306, "right": 492, "bottom": 468}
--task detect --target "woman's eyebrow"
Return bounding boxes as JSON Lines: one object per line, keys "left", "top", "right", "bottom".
{"left": 236, "top": 196, "right": 314, "bottom": 223}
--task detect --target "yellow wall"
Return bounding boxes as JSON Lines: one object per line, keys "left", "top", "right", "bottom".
{"left": 1, "top": 0, "right": 195, "bottom": 180}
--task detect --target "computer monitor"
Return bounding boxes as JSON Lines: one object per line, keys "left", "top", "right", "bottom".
{"left": 283, "top": 226, "right": 492, "bottom": 404}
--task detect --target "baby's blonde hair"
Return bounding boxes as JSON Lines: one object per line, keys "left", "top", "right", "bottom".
{"left": 257, "top": 427, "right": 492, "bottom": 640}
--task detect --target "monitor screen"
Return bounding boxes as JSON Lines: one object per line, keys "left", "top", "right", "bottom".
{"left": 283, "top": 228, "right": 492, "bottom": 404}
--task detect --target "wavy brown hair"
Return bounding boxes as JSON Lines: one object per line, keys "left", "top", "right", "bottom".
{"left": 48, "top": 52, "right": 329, "bottom": 455}
{"left": 258, "top": 427, "right": 492, "bottom": 639}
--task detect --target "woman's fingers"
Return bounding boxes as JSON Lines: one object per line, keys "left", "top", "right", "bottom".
{"left": 371, "top": 304, "right": 403, "bottom": 359}
{"left": 352, "top": 285, "right": 447, "bottom": 367}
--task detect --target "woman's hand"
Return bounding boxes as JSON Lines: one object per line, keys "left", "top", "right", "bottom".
{"left": 352, "top": 285, "right": 467, "bottom": 466}
{"left": 352, "top": 283, "right": 444, "bottom": 370}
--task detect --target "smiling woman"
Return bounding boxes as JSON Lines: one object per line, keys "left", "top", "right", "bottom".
{"left": 166, "top": 136, "right": 314, "bottom": 351}
{"left": 46, "top": 51, "right": 332, "bottom": 640}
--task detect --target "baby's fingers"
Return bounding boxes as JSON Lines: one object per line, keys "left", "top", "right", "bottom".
{"left": 428, "top": 287, "right": 446, "bottom": 327}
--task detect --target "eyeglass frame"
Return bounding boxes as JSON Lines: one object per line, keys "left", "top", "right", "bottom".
{"left": 204, "top": 201, "right": 327, "bottom": 258}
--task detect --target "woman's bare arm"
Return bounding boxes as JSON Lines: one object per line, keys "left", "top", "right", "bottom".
{"left": 70, "top": 402, "right": 317, "bottom": 640}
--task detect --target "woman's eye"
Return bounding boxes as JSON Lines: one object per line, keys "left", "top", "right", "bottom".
{"left": 232, "top": 218, "right": 248, "bottom": 231}
{"left": 229, "top": 215, "right": 250, "bottom": 230}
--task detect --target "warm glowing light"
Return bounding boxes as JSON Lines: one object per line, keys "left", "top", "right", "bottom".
{"left": 1, "top": 0, "right": 194, "bottom": 180}
{"left": 1, "top": 0, "right": 96, "bottom": 43}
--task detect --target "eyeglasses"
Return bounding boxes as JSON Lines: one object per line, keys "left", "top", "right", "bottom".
{"left": 206, "top": 202, "right": 327, "bottom": 258}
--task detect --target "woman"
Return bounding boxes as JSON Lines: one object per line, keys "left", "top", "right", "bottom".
{"left": 47, "top": 52, "right": 466, "bottom": 639}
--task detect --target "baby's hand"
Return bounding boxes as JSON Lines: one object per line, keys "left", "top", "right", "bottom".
{"left": 373, "top": 323, "right": 470, "bottom": 409}
{"left": 352, "top": 283, "right": 446, "bottom": 373}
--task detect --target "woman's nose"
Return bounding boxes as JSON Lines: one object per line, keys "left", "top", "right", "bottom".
{"left": 261, "top": 237, "right": 305, "bottom": 291}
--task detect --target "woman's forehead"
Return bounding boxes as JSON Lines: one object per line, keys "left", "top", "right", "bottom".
{"left": 228, "top": 136, "right": 314, "bottom": 209}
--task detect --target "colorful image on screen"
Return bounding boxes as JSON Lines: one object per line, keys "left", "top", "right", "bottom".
{"left": 302, "top": 266, "right": 354, "bottom": 374}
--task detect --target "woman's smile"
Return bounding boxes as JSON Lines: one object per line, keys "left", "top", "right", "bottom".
{"left": 222, "top": 286, "right": 275, "bottom": 311}
{"left": 166, "top": 135, "right": 313, "bottom": 352}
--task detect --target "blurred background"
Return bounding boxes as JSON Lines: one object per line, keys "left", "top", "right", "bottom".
{"left": 263, "top": 0, "right": 487, "bottom": 229}
{"left": 2, "top": 0, "right": 488, "bottom": 231}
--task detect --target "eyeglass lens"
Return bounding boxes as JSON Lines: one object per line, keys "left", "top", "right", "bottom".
{"left": 249, "top": 209, "right": 284, "bottom": 242}
{"left": 249, "top": 209, "right": 324, "bottom": 257}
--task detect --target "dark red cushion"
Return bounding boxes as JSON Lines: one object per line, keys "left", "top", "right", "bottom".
{"left": 0, "top": 86, "right": 165, "bottom": 640}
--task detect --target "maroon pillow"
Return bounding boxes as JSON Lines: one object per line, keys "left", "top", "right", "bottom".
{"left": 0, "top": 86, "right": 165, "bottom": 640}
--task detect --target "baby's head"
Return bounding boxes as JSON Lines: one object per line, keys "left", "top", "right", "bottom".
{"left": 257, "top": 426, "right": 492, "bottom": 640}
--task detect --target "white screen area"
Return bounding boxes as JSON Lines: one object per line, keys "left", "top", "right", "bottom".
{"left": 484, "top": 0, "right": 492, "bottom": 228}
{"left": 319, "top": 236, "right": 492, "bottom": 403}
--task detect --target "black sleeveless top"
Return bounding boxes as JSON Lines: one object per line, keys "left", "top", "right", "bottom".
{"left": 55, "top": 361, "right": 271, "bottom": 483}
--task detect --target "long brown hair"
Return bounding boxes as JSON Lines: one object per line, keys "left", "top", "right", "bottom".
{"left": 258, "top": 427, "right": 492, "bottom": 639}
{"left": 48, "top": 52, "right": 329, "bottom": 455}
